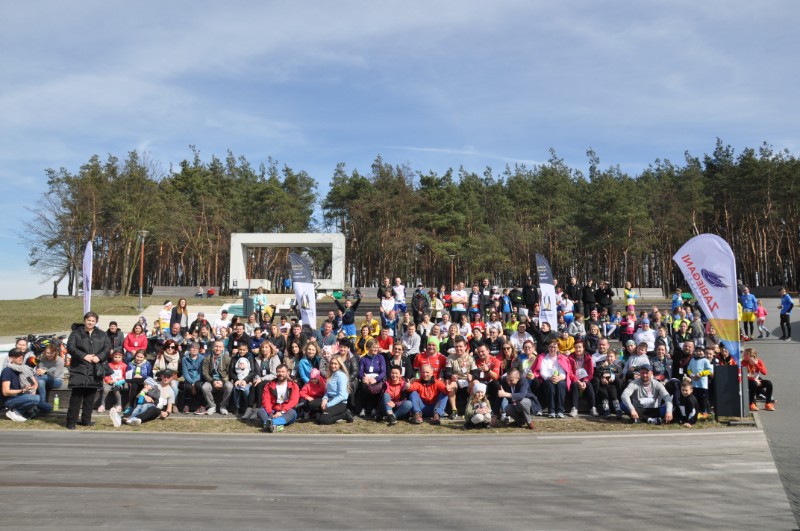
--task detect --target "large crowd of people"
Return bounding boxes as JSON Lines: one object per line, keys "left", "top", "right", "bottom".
{"left": 1, "top": 278, "right": 793, "bottom": 432}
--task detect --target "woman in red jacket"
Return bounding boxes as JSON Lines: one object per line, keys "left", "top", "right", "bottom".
{"left": 123, "top": 323, "right": 148, "bottom": 362}
{"left": 569, "top": 341, "right": 596, "bottom": 417}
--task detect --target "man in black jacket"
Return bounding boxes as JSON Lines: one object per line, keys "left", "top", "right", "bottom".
{"left": 595, "top": 281, "right": 615, "bottom": 315}
{"left": 582, "top": 279, "right": 597, "bottom": 314}
{"left": 522, "top": 278, "right": 539, "bottom": 314}
{"left": 565, "top": 277, "right": 583, "bottom": 316}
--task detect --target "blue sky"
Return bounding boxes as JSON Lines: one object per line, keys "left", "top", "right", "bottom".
{"left": 1, "top": 1, "right": 798, "bottom": 299}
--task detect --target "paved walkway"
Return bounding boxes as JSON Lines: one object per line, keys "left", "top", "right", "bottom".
{"left": 751, "top": 298, "right": 800, "bottom": 527}
{"left": 0, "top": 429, "right": 793, "bottom": 529}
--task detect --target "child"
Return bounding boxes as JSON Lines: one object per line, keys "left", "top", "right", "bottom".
{"left": 464, "top": 382, "right": 492, "bottom": 429}
{"left": 686, "top": 346, "right": 713, "bottom": 419}
{"left": 296, "top": 368, "right": 327, "bottom": 421}
{"left": 675, "top": 379, "right": 700, "bottom": 427}
{"left": 557, "top": 329, "right": 575, "bottom": 354}
{"left": 755, "top": 300, "right": 769, "bottom": 338}
{"left": 110, "top": 377, "right": 160, "bottom": 427}
{"left": 593, "top": 356, "right": 622, "bottom": 419}
{"left": 232, "top": 354, "right": 253, "bottom": 414}
{"left": 99, "top": 349, "right": 128, "bottom": 413}
{"left": 124, "top": 350, "right": 152, "bottom": 415}
{"left": 743, "top": 348, "right": 775, "bottom": 411}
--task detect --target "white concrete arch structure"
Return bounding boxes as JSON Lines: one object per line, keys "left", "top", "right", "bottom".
{"left": 229, "top": 233, "right": 346, "bottom": 291}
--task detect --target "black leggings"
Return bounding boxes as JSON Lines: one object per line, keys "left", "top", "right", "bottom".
{"left": 570, "top": 381, "right": 596, "bottom": 410}
{"left": 127, "top": 379, "right": 145, "bottom": 408}
{"left": 595, "top": 383, "right": 618, "bottom": 407}
{"left": 182, "top": 380, "right": 204, "bottom": 410}
{"left": 249, "top": 380, "right": 270, "bottom": 409}
{"left": 311, "top": 400, "right": 348, "bottom": 424}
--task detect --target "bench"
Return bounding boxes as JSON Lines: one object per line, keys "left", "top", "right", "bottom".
{"left": 151, "top": 286, "right": 222, "bottom": 300}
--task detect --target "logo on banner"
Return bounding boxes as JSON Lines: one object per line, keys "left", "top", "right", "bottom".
{"left": 701, "top": 269, "right": 729, "bottom": 289}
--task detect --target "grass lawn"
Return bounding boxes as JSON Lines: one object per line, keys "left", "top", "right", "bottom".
{"left": 0, "top": 412, "right": 748, "bottom": 435}
{"left": 0, "top": 296, "right": 143, "bottom": 337}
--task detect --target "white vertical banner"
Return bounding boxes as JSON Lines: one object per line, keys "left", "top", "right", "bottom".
{"left": 289, "top": 253, "right": 316, "bottom": 329}
{"left": 83, "top": 241, "right": 93, "bottom": 315}
{"left": 536, "top": 254, "right": 557, "bottom": 327}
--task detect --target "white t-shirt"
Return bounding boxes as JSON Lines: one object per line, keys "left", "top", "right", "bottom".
{"left": 156, "top": 384, "right": 176, "bottom": 409}
{"left": 539, "top": 356, "right": 558, "bottom": 380}
{"left": 394, "top": 284, "right": 406, "bottom": 303}
{"left": 451, "top": 290, "right": 467, "bottom": 311}
{"left": 275, "top": 382, "right": 288, "bottom": 404}
{"left": 214, "top": 318, "right": 231, "bottom": 335}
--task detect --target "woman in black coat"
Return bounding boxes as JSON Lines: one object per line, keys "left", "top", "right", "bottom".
{"left": 66, "top": 311, "right": 111, "bottom": 429}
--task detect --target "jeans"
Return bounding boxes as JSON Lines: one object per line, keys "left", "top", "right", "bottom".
{"left": 233, "top": 384, "right": 251, "bottom": 411}
{"left": 129, "top": 402, "right": 156, "bottom": 418}
{"left": 409, "top": 391, "right": 448, "bottom": 417}
{"left": 382, "top": 393, "right": 413, "bottom": 419}
{"left": 3, "top": 393, "right": 43, "bottom": 417}
{"left": 257, "top": 407, "right": 297, "bottom": 427}
{"left": 36, "top": 375, "right": 63, "bottom": 402}
{"left": 543, "top": 379, "right": 567, "bottom": 414}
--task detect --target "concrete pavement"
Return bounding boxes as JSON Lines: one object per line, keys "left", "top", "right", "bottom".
{"left": 749, "top": 298, "right": 799, "bottom": 527}
{"left": 0, "top": 429, "right": 793, "bottom": 530}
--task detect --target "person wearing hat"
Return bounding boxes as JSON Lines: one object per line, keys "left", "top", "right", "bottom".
{"left": 1, "top": 348, "right": 53, "bottom": 422}
{"left": 620, "top": 363, "right": 673, "bottom": 424}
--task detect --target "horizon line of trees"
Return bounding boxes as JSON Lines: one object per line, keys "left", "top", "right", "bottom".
{"left": 23, "top": 139, "right": 800, "bottom": 297}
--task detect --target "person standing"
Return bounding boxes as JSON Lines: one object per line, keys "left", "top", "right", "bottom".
{"left": 778, "top": 287, "right": 794, "bottom": 341}
{"left": 566, "top": 277, "right": 582, "bottom": 316}
{"left": 739, "top": 286, "right": 758, "bottom": 340}
{"left": 66, "top": 311, "right": 111, "bottom": 429}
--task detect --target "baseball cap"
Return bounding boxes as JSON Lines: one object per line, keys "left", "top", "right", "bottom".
{"left": 637, "top": 363, "right": 653, "bottom": 372}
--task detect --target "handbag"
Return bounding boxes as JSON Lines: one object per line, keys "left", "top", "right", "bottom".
{"left": 366, "top": 381, "right": 385, "bottom": 395}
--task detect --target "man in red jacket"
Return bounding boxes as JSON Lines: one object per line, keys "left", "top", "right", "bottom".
{"left": 408, "top": 364, "right": 448, "bottom": 425}
{"left": 257, "top": 364, "right": 299, "bottom": 433}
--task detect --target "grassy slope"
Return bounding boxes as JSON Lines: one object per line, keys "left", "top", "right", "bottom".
{"left": 0, "top": 297, "right": 143, "bottom": 337}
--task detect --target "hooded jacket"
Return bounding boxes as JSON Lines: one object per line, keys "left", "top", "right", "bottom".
{"left": 67, "top": 324, "right": 111, "bottom": 389}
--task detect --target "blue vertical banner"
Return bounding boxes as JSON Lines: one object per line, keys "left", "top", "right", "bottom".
{"left": 289, "top": 253, "right": 317, "bottom": 328}
{"left": 83, "top": 241, "right": 93, "bottom": 315}
{"left": 535, "top": 254, "right": 557, "bottom": 328}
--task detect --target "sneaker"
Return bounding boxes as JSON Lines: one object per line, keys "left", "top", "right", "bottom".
{"left": 128, "top": 417, "right": 142, "bottom": 426}
{"left": 123, "top": 407, "right": 133, "bottom": 416}
{"left": 431, "top": 413, "right": 441, "bottom": 425}
{"left": 568, "top": 407, "right": 578, "bottom": 417}
{"left": 646, "top": 418, "right": 662, "bottom": 425}
{"left": 766, "top": 331, "right": 770, "bottom": 337}
{"left": 345, "top": 410, "right": 354, "bottom": 423}
{"left": 590, "top": 407, "right": 599, "bottom": 417}
{"left": 502, "top": 416, "right": 512, "bottom": 427}
{"left": 765, "top": 403, "right": 775, "bottom": 411}
{"left": 262, "top": 422, "right": 271, "bottom": 432}
{"left": 548, "top": 412, "right": 556, "bottom": 418}
{"left": 698, "top": 412, "right": 709, "bottom": 420}
{"left": 387, "top": 413, "right": 397, "bottom": 426}
{"left": 97, "top": 405, "right": 106, "bottom": 413}
{"left": 448, "top": 411, "right": 458, "bottom": 421}
{"left": 535, "top": 410, "right": 544, "bottom": 416}
{"left": 195, "top": 406, "right": 207, "bottom": 415}
{"left": 206, "top": 406, "right": 216, "bottom": 415}
{"left": 556, "top": 412, "right": 565, "bottom": 419}
{"left": 749, "top": 403, "right": 758, "bottom": 412}
{"left": 5, "top": 410, "right": 27, "bottom": 422}
{"left": 109, "top": 408, "right": 122, "bottom": 428}
{"left": 182, "top": 406, "right": 190, "bottom": 414}
{"left": 242, "top": 407, "right": 254, "bottom": 419}
{"left": 783, "top": 337, "right": 791, "bottom": 341}
{"left": 632, "top": 418, "right": 641, "bottom": 424}
{"left": 602, "top": 400, "right": 609, "bottom": 411}
{"left": 412, "top": 413, "right": 423, "bottom": 424}
{"left": 603, "top": 410, "right": 611, "bottom": 419}
{"left": 115, "top": 406, "right": 122, "bottom": 413}
{"left": 269, "top": 423, "right": 280, "bottom": 433}
{"left": 219, "top": 408, "right": 229, "bottom": 415}
{"left": 615, "top": 409, "right": 623, "bottom": 420}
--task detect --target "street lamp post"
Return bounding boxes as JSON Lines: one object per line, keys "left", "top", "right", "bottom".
{"left": 137, "top": 230, "right": 149, "bottom": 311}
{"left": 449, "top": 254, "right": 456, "bottom": 290}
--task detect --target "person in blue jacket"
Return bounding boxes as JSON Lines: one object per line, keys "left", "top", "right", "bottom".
{"left": 180, "top": 342, "right": 204, "bottom": 413}
{"left": 779, "top": 287, "right": 794, "bottom": 340}
{"left": 739, "top": 286, "right": 758, "bottom": 340}
{"left": 311, "top": 355, "right": 353, "bottom": 424}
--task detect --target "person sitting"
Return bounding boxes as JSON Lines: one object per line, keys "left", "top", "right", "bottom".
{"left": 594, "top": 350, "right": 623, "bottom": 419}
{"left": 620, "top": 363, "right": 674, "bottom": 424}
{"left": 199, "top": 340, "right": 232, "bottom": 415}
{"left": 111, "top": 376, "right": 159, "bottom": 426}
{"left": 531, "top": 340, "right": 576, "bottom": 418}
{"left": 444, "top": 337, "right": 475, "bottom": 419}
{"left": 34, "top": 343, "right": 64, "bottom": 405}
{"left": 407, "top": 364, "right": 448, "bottom": 425}
{"left": 123, "top": 323, "right": 148, "bottom": 362}
{"left": 569, "top": 341, "right": 596, "bottom": 417}
{"left": 400, "top": 323, "right": 421, "bottom": 358}
{"left": 310, "top": 355, "right": 353, "bottom": 425}
{"left": 257, "top": 364, "right": 299, "bottom": 433}
{"left": 743, "top": 348, "right": 776, "bottom": 412}
{"left": 463, "top": 382, "right": 492, "bottom": 429}
{"left": 413, "top": 339, "right": 447, "bottom": 380}
{"left": 124, "top": 350, "right": 153, "bottom": 415}
{"left": 497, "top": 369, "right": 540, "bottom": 430}
{"left": 622, "top": 342, "right": 651, "bottom": 383}
{"left": 160, "top": 322, "right": 185, "bottom": 353}
{"left": 229, "top": 342, "right": 255, "bottom": 415}
{"left": 2, "top": 348, "right": 53, "bottom": 422}
{"left": 675, "top": 379, "right": 700, "bottom": 427}
{"left": 383, "top": 366, "right": 412, "bottom": 425}
{"left": 297, "top": 368, "right": 327, "bottom": 421}
{"left": 99, "top": 349, "right": 128, "bottom": 413}
{"left": 180, "top": 342, "right": 205, "bottom": 413}
{"left": 358, "top": 339, "right": 387, "bottom": 419}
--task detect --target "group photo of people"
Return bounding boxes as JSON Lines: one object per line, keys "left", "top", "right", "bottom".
{"left": 1, "top": 278, "right": 792, "bottom": 433}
